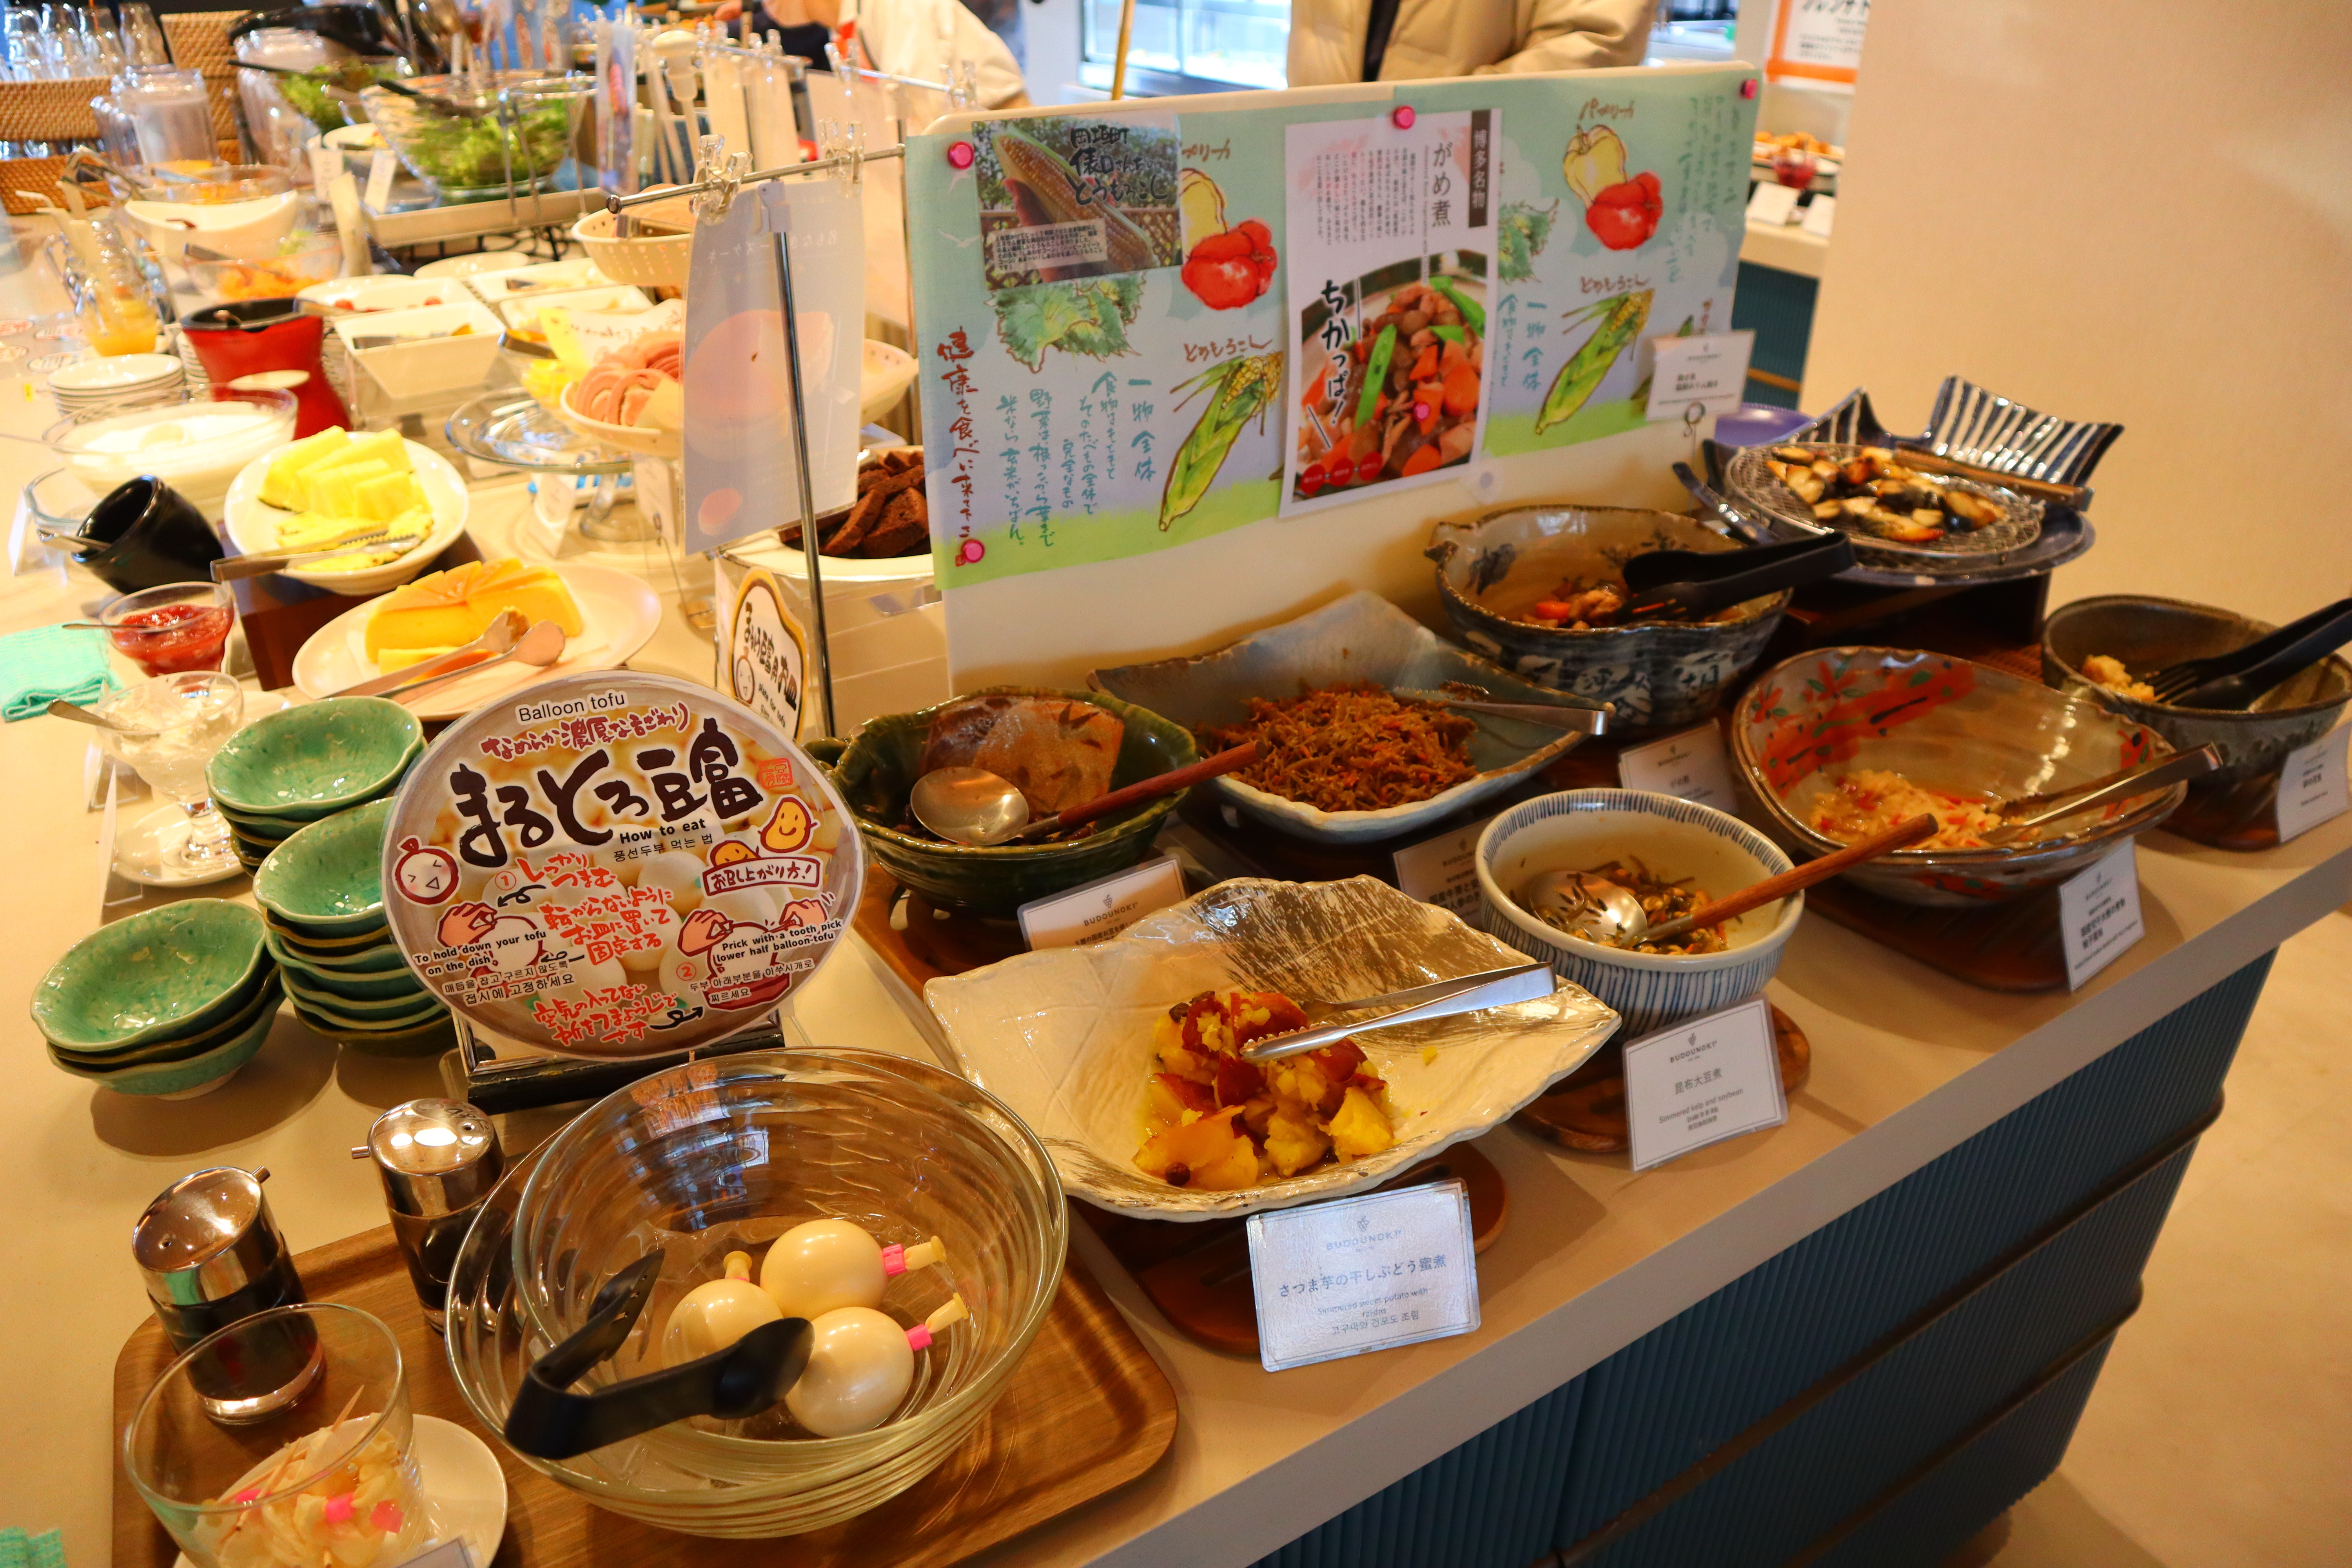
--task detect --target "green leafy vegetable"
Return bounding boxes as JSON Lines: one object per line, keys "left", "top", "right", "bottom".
{"left": 388, "top": 98, "right": 574, "bottom": 193}
{"left": 992, "top": 274, "right": 1145, "bottom": 372}
{"left": 1497, "top": 200, "right": 1558, "bottom": 283}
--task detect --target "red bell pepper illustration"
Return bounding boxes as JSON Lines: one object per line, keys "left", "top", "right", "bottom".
{"left": 1563, "top": 126, "right": 1664, "bottom": 252}
{"left": 1177, "top": 168, "right": 1278, "bottom": 310}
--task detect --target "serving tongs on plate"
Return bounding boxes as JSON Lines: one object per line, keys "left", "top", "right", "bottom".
{"left": 503, "top": 1249, "right": 813, "bottom": 1460}
{"left": 1976, "top": 745, "right": 2222, "bottom": 846}
{"left": 2140, "top": 597, "right": 2352, "bottom": 708}
{"left": 1615, "top": 533, "right": 1854, "bottom": 620}
{"left": 212, "top": 530, "right": 425, "bottom": 580}
{"left": 1391, "top": 687, "right": 1611, "bottom": 735}
{"left": 1238, "top": 961, "right": 1558, "bottom": 1063}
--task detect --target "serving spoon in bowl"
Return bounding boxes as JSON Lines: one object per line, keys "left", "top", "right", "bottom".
{"left": 910, "top": 741, "right": 1259, "bottom": 847}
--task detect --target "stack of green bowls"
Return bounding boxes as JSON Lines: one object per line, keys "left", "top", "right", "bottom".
{"left": 252, "top": 798, "right": 452, "bottom": 1053}
{"left": 34, "top": 902, "right": 284, "bottom": 1097}
{"left": 206, "top": 698, "right": 425, "bottom": 874}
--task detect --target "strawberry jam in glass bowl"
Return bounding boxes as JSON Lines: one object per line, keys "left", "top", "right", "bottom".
{"left": 102, "top": 583, "right": 237, "bottom": 676}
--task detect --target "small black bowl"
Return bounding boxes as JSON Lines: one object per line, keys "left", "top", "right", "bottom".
{"left": 70, "top": 477, "right": 223, "bottom": 593}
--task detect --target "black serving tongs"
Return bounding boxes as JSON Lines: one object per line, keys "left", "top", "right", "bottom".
{"left": 503, "top": 1251, "right": 813, "bottom": 1461}
{"left": 1617, "top": 534, "right": 1855, "bottom": 621}
{"left": 2144, "top": 597, "right": 2352, "bottom": 710}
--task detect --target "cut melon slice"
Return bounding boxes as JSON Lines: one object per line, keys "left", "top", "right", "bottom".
{"left": 259, "top": 427, "right": 350, "bottom": 511}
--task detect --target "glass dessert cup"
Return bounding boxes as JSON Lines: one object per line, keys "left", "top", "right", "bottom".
{"left": 446, "top": 1048, "right": 1067, "bottom": 1537}
{"left": 123, "top": 1303, "right": 428, "bottom": 1568}
{"left": 99, "top": 671, "right": 243, "bottom": 872}
{"left": 101, "top": 581, "right": 238, "bottom": 677}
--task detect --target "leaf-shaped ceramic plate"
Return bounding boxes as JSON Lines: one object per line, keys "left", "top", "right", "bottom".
{"left": 924, "top": 876, "right": 1620, "bottom": 1220}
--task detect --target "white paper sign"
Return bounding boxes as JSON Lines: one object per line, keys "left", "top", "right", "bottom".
{"left": 1800, "top": 194, "right": 1838, "bottom": 238}
{"left": 397, "top": 1538, "right": 477, "bottom": 1568}
{"left": 2275, "top": 727, "right": 2350, "bottom": 844}
{"left": 1746, "top": 181, "right": 1801, "bottom": 227}
{"left": 364, "top": 149, "right": 397, "bottom": 212}
{"left": 1624, "top": 998, "right": 1787, "bottom": 1171}
{"left": 309, "top": 141, "right": 339, "bottom": 194}
{"left": 1646, "top": 331, "right": 1755, "bottom": 422}
{"left": 719, "top": 561, "right": 808, "bottom": 739}
{"left": 1391, "top": 812, "right": 1499, "bottom": 920}
{"left": 1246, "top": 1179, "right": 1480, "bottom": 1372}
{"left": 1616, "top": 724, "right": 1738, "bottom": 808}
{"left": 1017, "top": 855, "right": 1185, "bottom": 950}
{"left": 2059, "top": 841, "right": 2143, "bottom": 990}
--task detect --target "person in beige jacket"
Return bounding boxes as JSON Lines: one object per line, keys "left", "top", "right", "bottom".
{"left": 1289, "top": 0, "right": 1657, "bottom": 84}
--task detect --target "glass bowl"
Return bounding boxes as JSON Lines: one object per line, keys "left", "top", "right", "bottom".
{"left": 361, "top": 72, "right": 592, "bottom": 200}
{"left": 446, "top": 1048, "right": 1067, "bottom": 1536}
{"left": 101, "top": 581, "right": 236, "bottom": 677}
{"left": 124, "top": 1303, "right": 427, "bottom": 1568}
{"left": 46, "top": 387, "right": 297, "bottom": 521}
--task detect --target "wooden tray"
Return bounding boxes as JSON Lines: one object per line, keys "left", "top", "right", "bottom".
{"left": 1515, "top": 1005, "right": 1811, "bottom": 1154}
{"left": 1075, "top": 1145, "right": 1510, "bottom": 1357}
{"left": 114, "top": 1225, "right": 1177, "bottom": 1568}
{"left": 1802, "top": 878, "right": 2068, "bottom": 993}
{"left": 2161, "top": 771, "right": 2288, "bottom": 852}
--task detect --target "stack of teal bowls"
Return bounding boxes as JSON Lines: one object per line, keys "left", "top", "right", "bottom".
{"left": 34, "top": 902, "right": 283, "bottom": 1097}
{"left": 206, "top": 698, "right": 424, "bottom": 874}
{"left": 252, "top": 798, "right": 452, "bottom": 1053}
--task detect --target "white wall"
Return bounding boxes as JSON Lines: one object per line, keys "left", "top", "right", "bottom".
{"left": 1802, "top": 0, "right": 2352, "bottom": 624}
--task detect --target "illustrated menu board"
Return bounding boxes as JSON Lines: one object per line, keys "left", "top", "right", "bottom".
{"left": 906, "top": 66, "right": 1755, "bottom": 589}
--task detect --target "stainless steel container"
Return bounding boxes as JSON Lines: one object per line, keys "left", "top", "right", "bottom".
{"left": 352, "top": 1099, "right": 503, "bottom": 1332}
{"left": 131, "top": 1166, "right": 319, "bottom": 1421}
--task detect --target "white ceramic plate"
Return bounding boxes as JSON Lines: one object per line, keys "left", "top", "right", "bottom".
{"left": 298, "top": 274, "right": 470, "bottom": 314}
{"left": 224, "top": 436, "right": 470, "bottom": 595}
{"left": 463, "top": 255, "right": 616, "bottom": 300}
{"left": 924, "top": 876, "right": 1621, "bottom": 1221}
{"left": 556, "top": 381, "right": 681, "bottom": 459}
{"left": 290, "top": 561, "right": 662, "bottom": 718}
{"left": 415, "top": 251, "right": 536, "bottom": 281}
{"left": 114, "top": 806, "right": 243, "bottom": 888}
{"left": 168, "top": 1416, "right": 505, "bottom": 1568}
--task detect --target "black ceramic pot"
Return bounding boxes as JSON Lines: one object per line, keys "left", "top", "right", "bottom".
{"left": 70, "top": 477, "right": 223, "bottom": 592}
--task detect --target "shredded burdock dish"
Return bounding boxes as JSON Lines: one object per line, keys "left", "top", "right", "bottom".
{"left": 1200, "top": 683, "right": 1478, "bottom": 812}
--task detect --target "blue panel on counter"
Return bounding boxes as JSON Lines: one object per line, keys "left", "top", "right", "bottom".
{"left": 1551, "top": 951, "right": 2271, "bottom": 1548}
{"left": 1248, "top": 1377, "right": 1584, "bottom": 1568}
{"left": 1799, "top": 1337, "right": 2118, "bottom": 1568}
{"left": 1565, "top": 1135, "right": 2193, "bottom": 1567}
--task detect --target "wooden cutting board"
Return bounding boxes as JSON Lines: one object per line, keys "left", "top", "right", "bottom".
{"left": 114, "top": 1223, "right": 1176, "bottom": 1568}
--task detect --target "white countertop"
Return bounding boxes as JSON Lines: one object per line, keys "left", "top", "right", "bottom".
{"left": 4, "top": 259, "right": 2347, "bottom": 1568}
{"left": 1741, "top": 218, "right": 1829, "bottom": 280}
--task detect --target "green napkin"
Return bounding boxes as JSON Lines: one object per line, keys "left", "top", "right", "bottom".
{"left": 0, "top": 1527, "right": 67, "bottom": 1568}
{"left": 0, "top": 624, "right": 117, "bottom": 722}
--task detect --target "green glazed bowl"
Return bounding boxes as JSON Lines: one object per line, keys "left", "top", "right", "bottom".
{"left": 47, "top": 973, "right": 283, "bottom": 1068}
{"left": 281, "top": 963, "right": 431, "bottom": 1012}
{"left": 49, "top": 982, "right": 282, "bottom": 1096}
{"left": 272, "top": 944, "right": 426, "bottom": 1003}
{"left": 218, "top": 809, "right": 296, "bottom": 845}
{"left": 815, "top": 686, "right": 1198, "bottom": 918}
{"left": 33, "top": 900, "right": 272, "bottom": 1052}
{"left": 217, "top": 762, "right": 412, "bottom": 835}
{"left": 290, "top": 991, "right": 448, "bottom": 1036}
{"left": 263, "top": 930, "right": 408, "bottom": 973}
{"left": 261, "top": 908, "right": 390, "bottom": 954}
{"left": 207, "top": 699, "right": 423, "bottom": 817}
{"left": 253, "top": 799, "right": 393, "bottom": 935}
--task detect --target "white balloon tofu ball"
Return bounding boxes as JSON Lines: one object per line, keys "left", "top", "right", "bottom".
{"left": 637, "top": 849, "right": 710, "bottom": 915}
{"left": 784, "top": 1308, "right": 913, "bottom": 1438}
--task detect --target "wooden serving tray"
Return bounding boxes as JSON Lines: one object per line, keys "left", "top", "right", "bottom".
{"left": 114, "top": 1225, "right": 1177, "bottom": 1568}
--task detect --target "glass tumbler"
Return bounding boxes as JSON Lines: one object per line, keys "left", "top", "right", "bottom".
{"left": 124, "top": 1304, "right": 430, "bottom": 1568}
{"left": 98, "top": 671, "right": 243, "bottom": 872}
{"left": 101, "top": 581, "right": 237, "bottom": 679}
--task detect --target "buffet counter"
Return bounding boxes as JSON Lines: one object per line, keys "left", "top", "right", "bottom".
{"left": 9, "top": 407, "right": 2350, "bottom": 1561}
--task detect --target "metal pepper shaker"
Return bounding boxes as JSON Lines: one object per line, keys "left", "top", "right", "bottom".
{"left": 352, "top": 1099, "right": 504, "bottom": 1332}
{"left": 132, "top": 1166, "right": 319, "bottom": 1421}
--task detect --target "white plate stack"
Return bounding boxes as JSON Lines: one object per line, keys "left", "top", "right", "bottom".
{"left": 47, "top": 352, "right": 186, "bottom": 418}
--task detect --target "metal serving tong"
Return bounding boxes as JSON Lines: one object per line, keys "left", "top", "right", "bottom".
{"left": 503, "top": 1250, "right": 813, "bottom": 1461}
{"left": 1615, "top": 533, "right": 1855, "bottom": 621}
{"left": 2141, "top": 597, "right": 2352, "bottom": 709}
{"left": 1392, "top": 689, "right": 1611, "bottom": 735}
{"left": 212, "top": 532, "right": 424, "bottom": 581}
{"left": 1978, "top": 745, "right": 2222, "bottom": 846}
{"left": 1238, "top": 961, "right": 1557, "bottom": 1063}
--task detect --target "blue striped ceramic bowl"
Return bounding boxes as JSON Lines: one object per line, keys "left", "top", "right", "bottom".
{"left": 1475, "top": 789, "right": 1800, "bottom": 1037}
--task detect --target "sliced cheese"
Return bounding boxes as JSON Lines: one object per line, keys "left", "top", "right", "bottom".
{"left": 365, "top": 558, "right": 583, "bottom": 661}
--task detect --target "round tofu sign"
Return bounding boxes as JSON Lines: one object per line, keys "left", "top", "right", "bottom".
{"left": 724, "top": 566, "right": 806, "bottom": 739}
{"left": 381, "top": 672, "right": 863, "bottom": 1057}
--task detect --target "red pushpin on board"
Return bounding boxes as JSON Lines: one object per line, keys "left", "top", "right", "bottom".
{"left": 947, "top": 140, "right": 975, "bottom": 170}
{"left": 1391, "top": 104, "right": 1416, "bottom": 130}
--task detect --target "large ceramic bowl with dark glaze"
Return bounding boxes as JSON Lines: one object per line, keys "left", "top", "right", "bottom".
{"left": 1427, "top": 504, "right": 1790, "bottom": 730}
{"left": 2042, "top": 595, "right": 2352, "bottom": 783}
{"left": 1730, "top": 647, "right": 2184, "bottom": 906}
{"left": 809, "top": 687, "right": 1197, "bottom": 917}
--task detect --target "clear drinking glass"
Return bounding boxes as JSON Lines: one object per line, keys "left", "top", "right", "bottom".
{"left": 2, "top": 11, "right": 42, "bottom": 79}
{"left": 97, "top": 671, "right": 243, "bottom": 872}
{"left": 124, "top": 1304, "right": 430, "bottom": 1568}
{"left": 121, "top": 2, "right": 169, "bottom": 66}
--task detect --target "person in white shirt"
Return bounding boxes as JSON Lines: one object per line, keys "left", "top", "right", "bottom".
{"left": 709, "top": 0, "right": 1031, "bottom": 108}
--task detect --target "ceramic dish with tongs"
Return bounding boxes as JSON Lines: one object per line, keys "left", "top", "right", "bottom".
{"left": 1720, "top": 440, "right": 2043, "bottom": 561}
